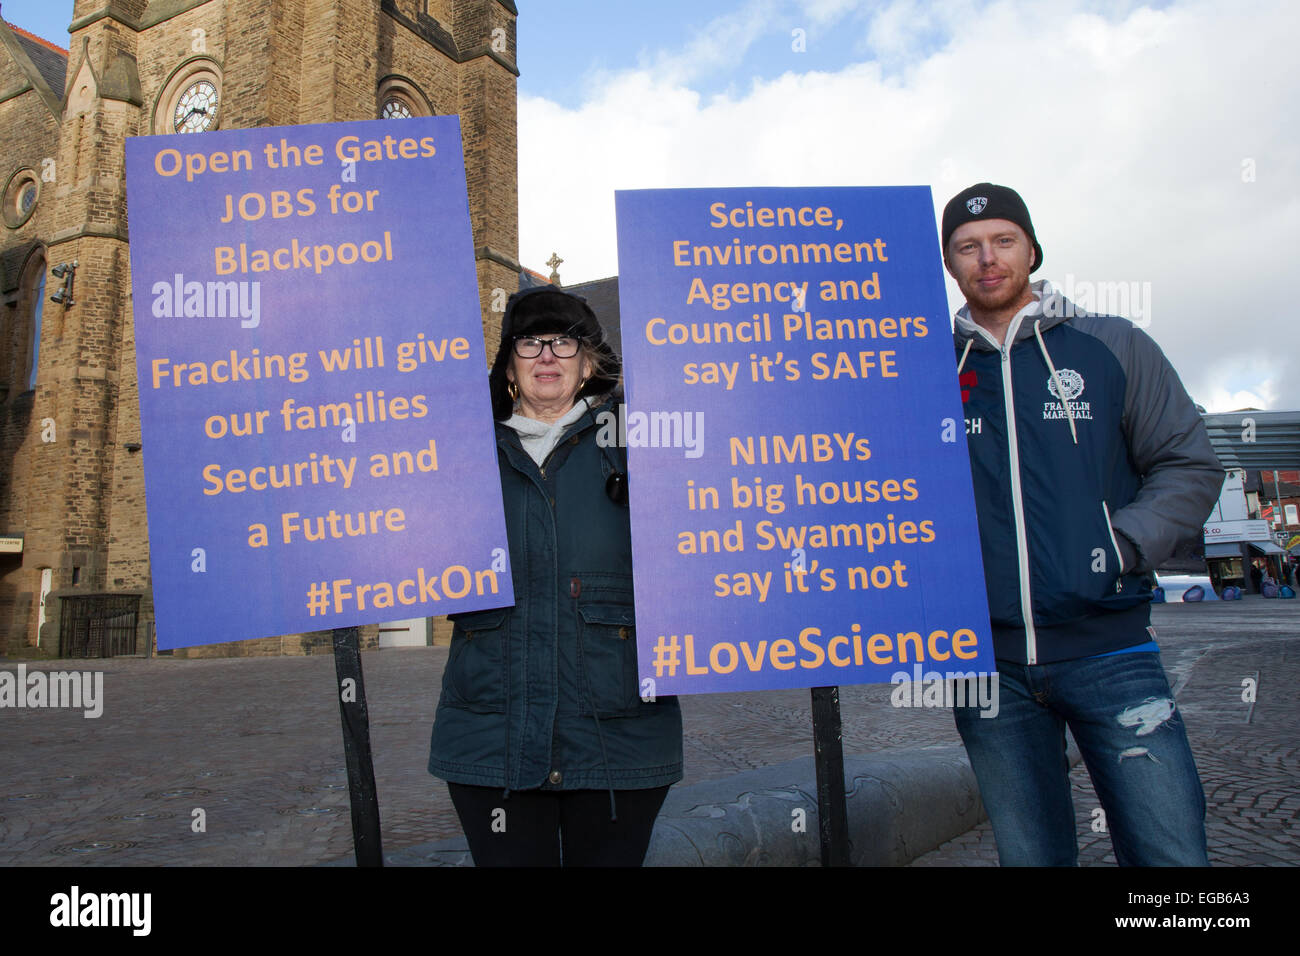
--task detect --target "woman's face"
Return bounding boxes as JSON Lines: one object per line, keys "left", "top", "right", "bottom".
{"left": 507, "top": 335, "right": 592, "bottom": 419}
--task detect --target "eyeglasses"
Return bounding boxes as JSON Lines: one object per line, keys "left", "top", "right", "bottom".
{"left": 513, "top": 335, "right": 581, "bottom": 359}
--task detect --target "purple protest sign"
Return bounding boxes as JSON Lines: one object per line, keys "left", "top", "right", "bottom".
{"left": 125, "top": 118, "right": 511, "bottom": 649}
{"left": 614, "top": 187, "right": 994, "bottom": 696}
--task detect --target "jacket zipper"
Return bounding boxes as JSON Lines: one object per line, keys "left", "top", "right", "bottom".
{"left": 539, "top": 435, "right": 574, "bottom": 479}
{"left": 498, "top": 410, "right": 582, "bottom": 782}
{"left": 1101, "top": 500, "right": 1125, "bottom": 590}
{"left": 535, "top": 407, "right": 600, "bottom": 479}
{"left": 539, "top": 444, "right": 558, "bottom": 479}
{"left": 980, "top": 321, "right": 1039, "bottom": 664}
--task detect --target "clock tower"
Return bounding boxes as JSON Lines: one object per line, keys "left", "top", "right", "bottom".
{"left": 0, "top": 0, "right": 520, "bottom": 656}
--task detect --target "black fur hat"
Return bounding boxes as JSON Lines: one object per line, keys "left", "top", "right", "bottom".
{"left": 488, "top": 286, "right": 621, "bottom": 420}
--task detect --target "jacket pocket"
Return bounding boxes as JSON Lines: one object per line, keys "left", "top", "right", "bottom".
{"left": 1035, "top": 498, "right": 1130, "bottom": 625}
{"left": 1094, "top": 499, "right": 1148, "bottom": 611}
{"left": 1101, "top": 500, "right": 1125, "bottom": 575}
{"left": 575, "top": 602, "right": 641, "bottom": 717}
{"left": 442, "top": 607, "right": 510, "bottom": 713}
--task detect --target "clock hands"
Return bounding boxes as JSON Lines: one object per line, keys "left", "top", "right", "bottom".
{"left": 173, "top": 78, "right": 218, "bottom": 132}
{"left": 178, "top": 103, "right": 211, "bottom": 129}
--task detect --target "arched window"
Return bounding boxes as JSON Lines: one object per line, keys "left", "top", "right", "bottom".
{"left": 377, "top": 76, "right": 434, "bottom": 119}
{"left": 381, "top": 97, "right": 413, "bottom": 119}
{"left": 19, "top": 248, "right": 46, "bottom": 392}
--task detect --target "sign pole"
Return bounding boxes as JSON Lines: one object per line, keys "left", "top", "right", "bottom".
{"left": 811, "top": 685, "right": 850, "bottom": 867}
{"left": 332, "top": 626, "right": 383, "bottom": 867}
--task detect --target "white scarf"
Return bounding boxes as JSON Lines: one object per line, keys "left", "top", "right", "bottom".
{"left": 505, "top": 398, "right": 591, "bottom": 465}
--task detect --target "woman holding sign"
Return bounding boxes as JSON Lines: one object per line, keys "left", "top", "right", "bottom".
{"left": 428, "top": 286, "right": 682, "bottom": 867}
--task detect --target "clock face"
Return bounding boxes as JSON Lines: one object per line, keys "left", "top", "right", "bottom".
{"left": 173, "top": 80, "right": 219, "bottom": 133}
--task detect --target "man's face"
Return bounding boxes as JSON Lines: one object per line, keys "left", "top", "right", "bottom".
{"left": 945, "top": 219, "right": 1036, "bottom": 315}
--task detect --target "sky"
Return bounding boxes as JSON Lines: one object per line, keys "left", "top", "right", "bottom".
{"left": 6, "top": 0, "right": 1298, "bottom": 412}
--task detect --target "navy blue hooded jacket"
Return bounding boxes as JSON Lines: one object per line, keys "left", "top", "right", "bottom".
{"left": 954, "top": 281, "right": 1222, "bottom": 664}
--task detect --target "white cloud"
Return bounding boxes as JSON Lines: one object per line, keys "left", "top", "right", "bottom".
{"left": 1202, "top": 388, "right": 1277, "bottom": 414}
{"left": 519, "top": 0, "right": 1300, "bottom": 409}
{"left": 796, "top": 0, "right": 865, "bottom": 25}
{"left": 647, "top": 0, "right": 781, "bottom": 85}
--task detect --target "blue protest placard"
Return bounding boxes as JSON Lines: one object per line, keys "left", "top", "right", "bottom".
{"left": 613, "top": 187, "right": 993, "bottom": 695}
{"left": 125, "top": 118, "right": 511, "bottom": 649}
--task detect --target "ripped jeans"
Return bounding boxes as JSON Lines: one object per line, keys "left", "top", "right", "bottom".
{"left": 954, "top": 652, "right": 1209, "bottom": 866}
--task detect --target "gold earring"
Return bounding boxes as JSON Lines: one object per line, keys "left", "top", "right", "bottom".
{"left": 508, "top": 381, "right": 519, "bottom": 401}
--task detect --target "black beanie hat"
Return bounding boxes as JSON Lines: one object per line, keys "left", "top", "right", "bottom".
{"left": 488, "top": 286, "right": 621, "bottom": 420}
{"left": 941, "top": 183, "right": 1043, "bottom": 273}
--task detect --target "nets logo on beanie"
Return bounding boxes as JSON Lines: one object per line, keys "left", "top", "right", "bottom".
{"left": 966, "top": 196, "right": 988, "bottom": 214}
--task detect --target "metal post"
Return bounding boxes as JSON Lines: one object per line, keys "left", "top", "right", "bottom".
{"left": 1275, "top": 469, "right": 1285, "bottom": 540}
{"left": 331, "top": 626, "right": 383, "bottom": 867}
{"left": 810, "top": 685, "right": 850, "bottom": 866}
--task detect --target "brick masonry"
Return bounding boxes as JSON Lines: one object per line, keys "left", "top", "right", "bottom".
{"left": 0, "top": 0, "right": 519, "bottom": 657}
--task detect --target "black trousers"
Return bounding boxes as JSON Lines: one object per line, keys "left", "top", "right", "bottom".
{"left": 447, "top": 783, "right": 670, "bottom": 867}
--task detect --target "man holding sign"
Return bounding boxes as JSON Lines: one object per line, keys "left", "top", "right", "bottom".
{"left": 944, "top": 183, "right": 1222, "bottom": 865}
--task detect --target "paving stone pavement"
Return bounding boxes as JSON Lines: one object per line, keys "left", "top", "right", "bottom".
{"left": 911, "top": 599, "right": 1299, "bottom": 866}
{"left": 1, "top": 599, "right": 1294, "bottom": 866}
